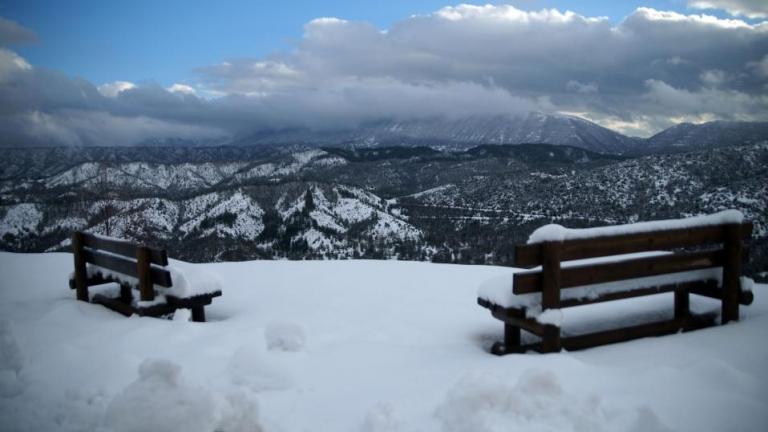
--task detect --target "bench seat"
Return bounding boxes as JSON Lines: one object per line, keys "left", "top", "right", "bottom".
{"left": 477, "top": 211, "right": 755, "bottom": 354}
{"left": 69, "top": 232, "right": 222, "bottom": 322}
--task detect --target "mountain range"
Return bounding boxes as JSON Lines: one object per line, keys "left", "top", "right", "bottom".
{"left": 1, "top": 114, "right": 766, "bottom": 279}
{"left": 202, "top": 113, "right": 768, "bottom": 156}
{"left": 1, "top": 133, "right": 766, "bottom": 278}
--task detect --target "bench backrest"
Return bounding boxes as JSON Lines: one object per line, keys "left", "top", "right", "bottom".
{"left": 71, "top": 231, "right": 172, "bottom": 302}
{"left": 514, "top": 224, "right": 753, "bottom": 268}
{"left": 510, "top": 222, "right": 752, "bottom": 318}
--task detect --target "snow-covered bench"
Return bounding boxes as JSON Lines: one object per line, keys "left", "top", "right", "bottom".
{"left": 69, "top": 232, "right": 222, "bottom": 322}
{"left": 477, "top": 211, "right": 754, "bottom": 354}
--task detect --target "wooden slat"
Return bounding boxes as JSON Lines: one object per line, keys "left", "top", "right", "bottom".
{"left": 83, "top": 249, "right": 172, "bottom": 287}
{"left": 562, "top": 318, "right": 683, "bottom": 351}
{"left": 69, "top": 273, "right": 110, "bottom": 289}
{"left": 479, "top": 280, "right": 742, "bottom": 310}
{"left": 559, "top": 282, "right": 680, "bottom": 308}
{"left": 91, "top": 294, "right": 134, "bottom": 317}
{"left": 561, "top": 312, "right": 717, "bottom": 351}
{"left": 92, "top": 294, "right": 176, "bottom": 318}
{"left": 490, "top": 307, "right": 546, "bottom": 336}
{"left": 81, "top": 232, "right": 168, "bottom": 265}
{"left": 513, "top": 249, "right": 723, "bottom": 294}
{"left": 515, "top": 222, "right": 752, "bottom": 267}
{"left": 166, "top": 291, "right": 222, "bottom": 308}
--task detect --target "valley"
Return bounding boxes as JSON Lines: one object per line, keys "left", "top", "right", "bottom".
{"left": 1, "top": 134, "right": 766, "bottom": 278}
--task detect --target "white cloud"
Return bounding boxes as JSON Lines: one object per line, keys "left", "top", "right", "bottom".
{"left": 0, "top": 48, "right": 31, "bottom": 82}
{"left": 196, "top": 5, "right": 767, "bottom": 135}
{"left": 632, "top": 7, "right": 755, "bottom": 28}
{"left": 0, "top": 109, "right": 225, "bottom": 147}
{"left": 643, "top": 79, "right": 767, "bottom": 120}
{"left": 1, "top": 5, "right": 767, "bottom": 145}
{"left": 167, "top": 83, "right": 197, "bottom": 95}
{"left": 688, "top": 0, "right": 768, "bottom": 19}
{"left": 97, "top": 81, "right": 136, "bottom": 97}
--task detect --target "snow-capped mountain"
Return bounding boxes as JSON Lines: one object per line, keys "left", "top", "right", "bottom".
{"left": 196, "top": 116, "right": 768, "bottom": 156}
{"left": 230, "top": 112, "right": 643, "bottom": 154}
{"left": 643, "top": 121, "right": 768, "bottom": 154}
{"left": 3, "top": 116, "right": 765, "bottom": 160}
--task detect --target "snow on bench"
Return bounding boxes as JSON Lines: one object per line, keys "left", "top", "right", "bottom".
{"left": 69, "top": 232, "right": 222, "bottom": 322}
{"left": 478, "top": 252, "right": 729, "bottom": 311}
{"left": 83, "top": 258, "right": 223, "bottom": 300}
{"left": 526, "top": 210, "right": 744, "bottom": 244}
{"left": 477, "top": 211, "right": 754, "bottom": 355}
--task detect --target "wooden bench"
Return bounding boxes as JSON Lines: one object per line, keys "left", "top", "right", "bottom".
{"left": 69, "top": 231, "right": 221, "bottom": 322}
{"left": 478, "top": 215, "right": 754, "bottom": 354}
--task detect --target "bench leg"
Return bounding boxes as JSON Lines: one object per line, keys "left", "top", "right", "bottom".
{"left": 722, "top": 224, "right": 743, "bottom": 324}
{"left": 504, "top": 322, "right": 521, "bottom": 347}
{"left": 491, "top": 323, "right": 522, "bottom": 354}
{"left": 491, "top": 324, "right": 521, "bottom": 355}
{"left": 491, "top": 310, "right": 524, "bottom": 355}
{"left": 541, "top": 325, "right": 561, "bottom": 353}
{"left": 120, "top": 283, "right": 133, "bottom": 304}
{"left": 191, "top": 306, "right": 206, "bottom": 322}
{"left": 674, "top": 287, "right": 689, "bottom": 321}
{"left": 72, "top": 232, "right": 89, "bottom": 302}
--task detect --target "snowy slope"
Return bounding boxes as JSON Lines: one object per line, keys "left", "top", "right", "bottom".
{"left": 644, "top": 121, "right": 768, "bottom": 154}
{"left": 44, "top": 161, "right": 248, "bottom": 192}
{"left": 1, "top": 252, "right": 767, "bottom": 432}
{"left": 179, "top": 191, "right": 265, "bottom": 241}
{"left": 0, "top": 181, "right": 422, "bottom": 260}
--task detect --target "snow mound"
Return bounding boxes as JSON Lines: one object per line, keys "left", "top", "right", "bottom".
{"left": 362, "top": 402, "right": 400, "bottom": 432}
{"left": 265, "top": 321, "right": 306, "bottom": 352}
{"left": 0, "top": 321, "right": 22, "bottom": 374}
{"left": 214, "top": 391, "right": 264, "bottom": 432}
{"left": 104, "top": 359, "right": 217, "bottom": 432}
{"left": 104, "top": 359, "right": 265, "bottom": 432}
{"left": 434, "top": 369, "right": 672, "bottom": 432}
{"left": 228, "top": 345, "right": 293, "bottom": 392}
{"left": 741, "top": 276, "right": 755, "bottom": 292}
{"left": 0, "top": 320, "right": 23, "bottom": 398}
{"left": 527, "top": 210, "right": 744, "bottom": 244}
{"left": 172, "top": 308, "right": 192, "bottom": 322}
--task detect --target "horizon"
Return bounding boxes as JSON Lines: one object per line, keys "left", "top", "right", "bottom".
{"left": 0, "top": 1, "right": 767, "bottom": 146}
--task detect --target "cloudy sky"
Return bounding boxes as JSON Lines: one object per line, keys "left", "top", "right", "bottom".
{"left": 0, "top": 0, "right": 767, "bottom": 146}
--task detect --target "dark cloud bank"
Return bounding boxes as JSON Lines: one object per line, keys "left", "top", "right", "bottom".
{"left": 0, "top": 5, "right": 767, "bottom": 147}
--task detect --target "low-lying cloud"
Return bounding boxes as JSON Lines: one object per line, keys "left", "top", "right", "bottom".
{"left": 0, "top": 5, "right": 767, "bottom": 146}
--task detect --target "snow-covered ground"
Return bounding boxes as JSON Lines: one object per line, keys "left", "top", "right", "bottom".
{"left": 1, "top": 252, "right": 767, "bottom": 431}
